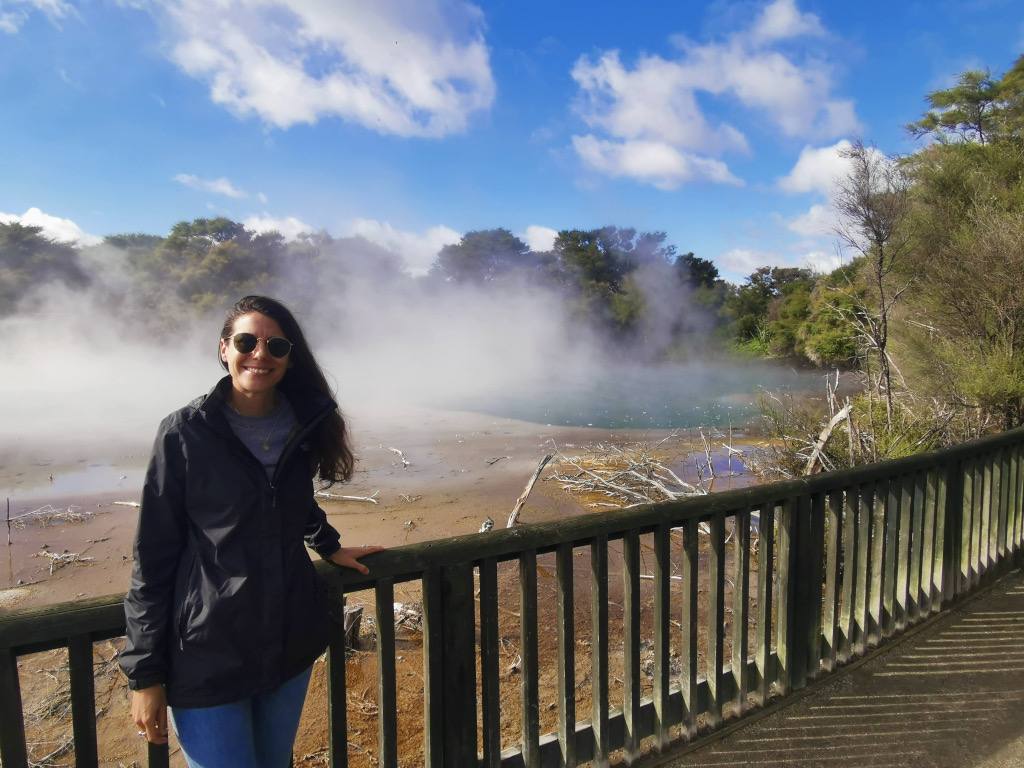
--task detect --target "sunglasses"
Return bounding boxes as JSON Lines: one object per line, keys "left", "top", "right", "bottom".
{"left": 226, "top": 332, "right": 293, "bottom": 359}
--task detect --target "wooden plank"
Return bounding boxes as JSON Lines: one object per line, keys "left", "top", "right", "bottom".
{"left": 325, "top": 584, "right": 349, "bottom": 768}
{"left": 907, "top": 471, "right": 925, "bottom": 623}
{"left": 706, "top": 513, "right": 726, "bottom": 727}
{"left": 774, "top": 498, "right": 796, "bottom": 696}
{"left": 854, "top": 483, "right": 872, "bottom": 656}
{"left": 882, "top": 476, "right": 900, "bottom": 638}
{"left": 867, "top": 480, "right": 887, "bottom": 646}
{"left": 754, "top": 504, "right": 775, "bottom": 706}
{"left": 652, "top": 522, "right": 672, "bottom": 749}
{"left": 980, "top": 457, "right": 993, "bottom": 583}
{"left": 555, "top": 543, "right": 577, "bottom": 768}
{"left": 442, "top": 563, "right": 478, "bottom": 767}
{"left": 68, "top": 634, "right": 98, "bottom": 768}
{"left": 374, "top": 579, "right": 398, "bottom": 768}
{"left": 519, "top": 550, "right": 541, "bottom": 768}
{"left": 806, "top": 492, "right": 825, "bottom": 681}
{"left": 0, "top": 645, "right": 28, "bottom": 768}
{"left": 822, "top": 491, "right": 842, "bottom": 672}
{"left": 148, "top": 740, "right": 170, "bottom": 768}
{"left": 1015, "top": 443, "right": 1024, "bottom": 561}
{"left": 680, "top": 516, "right": 699, "bottom": 734}
{"left": 999, "top": 448, "right": 1012, "bottom": 567}
{"left": 478, "top": 558, "right": 501, "bottom": 767}
{"left": 940, "top": 460, "right": 959, "bottom": 606}
{"left": 838, "top": 488, "right": 858, "bottom": 661}
{"left": 422, "top": 568, "right": 444, "bottom": 768}
{"left": 590, "top": 536, "right": 610, "bottom": 762}
{"left": 922, "top": 469, "right": 939, "bottom": 615}
{"left": 731, "top": 507, "right": 751, "bottom": 716}
{"left": 622, "top": 530, "right": 641, "bottom": 761}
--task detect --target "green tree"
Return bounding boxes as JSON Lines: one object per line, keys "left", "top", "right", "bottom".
{"left": 906, "top": 69, "right": 1003, "bottom": 144}
{"left": 430, "top": 229, "right": 533, "bottom": 283}
{"left": 0, "top": 222, "right": 89, "bottom": 311}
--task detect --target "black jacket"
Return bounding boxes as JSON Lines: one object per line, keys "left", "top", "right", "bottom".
{"left": 120, "top": 376, "right": 342, "bottom": 708}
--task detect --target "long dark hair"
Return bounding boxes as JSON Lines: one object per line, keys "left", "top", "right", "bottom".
{"left": 219, "top": 295, "right": 354, "bottom": 485}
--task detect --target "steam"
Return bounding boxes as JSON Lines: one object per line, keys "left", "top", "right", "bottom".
{"left": 0, "top": 249, "right": 603, "bottom": 460}
{"left": 1, "top": 238, "right": 820, "bottom": 468}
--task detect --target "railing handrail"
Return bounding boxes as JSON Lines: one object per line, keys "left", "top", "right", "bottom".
{"left": 3, "top": 424, "right": 1024, "bottom": 767}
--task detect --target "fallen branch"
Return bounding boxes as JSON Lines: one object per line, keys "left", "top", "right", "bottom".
{"left": 507, "top": 454, "right": 554, "bottom": 528}
{"left": 805, "top": 400, "right": 853, "bottom": 475}
{"left": 316, "top": 490, "right": 380, "bottom": 504}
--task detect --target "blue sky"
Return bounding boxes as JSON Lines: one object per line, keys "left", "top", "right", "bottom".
{"left": 2, "top": 0, "right": 1023, "bottom": 283}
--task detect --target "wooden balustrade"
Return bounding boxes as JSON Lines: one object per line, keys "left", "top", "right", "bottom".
{"left": 2, "top": 427, "right": 1023, "bottom": 767}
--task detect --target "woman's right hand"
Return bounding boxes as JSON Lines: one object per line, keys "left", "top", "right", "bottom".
{"left": 131, "top": 685, "right": 169, "bottom": 744}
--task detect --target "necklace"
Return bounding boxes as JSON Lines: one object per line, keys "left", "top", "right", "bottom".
{"left": 228, "top": 396, "right": 284, "bottom": 451}
{"left": 256, "top": 404, "right": 285, "bottom": 451}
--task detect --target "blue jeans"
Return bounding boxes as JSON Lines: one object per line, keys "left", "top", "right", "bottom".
{"left": 168, "top": 666, "right": 313, "bottom": 768}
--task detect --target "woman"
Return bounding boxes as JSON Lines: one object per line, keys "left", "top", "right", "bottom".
{"left": 121, "top": 295, "right": 384, "bottom": 768}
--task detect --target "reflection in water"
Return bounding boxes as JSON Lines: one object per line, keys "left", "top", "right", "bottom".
{"left": 2, "top": 463, "right": 146, "bottom": 501}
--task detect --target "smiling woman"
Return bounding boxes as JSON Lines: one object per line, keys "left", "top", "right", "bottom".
{"left": 120, "top": 294, "right": 385, "bottom": 768}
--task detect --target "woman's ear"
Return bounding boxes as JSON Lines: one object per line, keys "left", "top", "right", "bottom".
{"left": 219, "top": 338, "right": 229, "bottom": 363}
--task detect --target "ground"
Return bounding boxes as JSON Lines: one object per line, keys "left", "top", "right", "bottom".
{"left": 1, "top": 406, "right": 758, "bottom": 767}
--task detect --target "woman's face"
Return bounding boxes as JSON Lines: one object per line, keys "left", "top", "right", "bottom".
{"left": 219, "top": 312, "right": 291, "bottom": 399}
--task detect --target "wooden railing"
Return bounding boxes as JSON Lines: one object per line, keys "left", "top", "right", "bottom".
{"left": 2, "top": 427, "right": 1023, "bottom": 768}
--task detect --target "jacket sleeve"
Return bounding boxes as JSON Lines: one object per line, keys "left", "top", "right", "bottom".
{"left": 304, "top": 499, "right": 341, "bottom": 558}
{"left": 120, "top": 419, "right": 188, "bottom": 690}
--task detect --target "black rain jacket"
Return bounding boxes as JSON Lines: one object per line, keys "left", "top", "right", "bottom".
{"left": 120, "top": 376, "right": 342, "bottom": 708}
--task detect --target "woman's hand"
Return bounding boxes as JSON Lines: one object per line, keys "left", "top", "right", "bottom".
{"left": 328, "top": 545, "right": 386, "bottom": 574}
{"left": 131, "top": 685, "right": 168, "bottom": 744}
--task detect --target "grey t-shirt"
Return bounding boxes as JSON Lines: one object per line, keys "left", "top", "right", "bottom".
{"left": 223, "top": 396, "right": 299, "bottom": 478}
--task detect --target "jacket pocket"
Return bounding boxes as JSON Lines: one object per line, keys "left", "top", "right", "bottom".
{"left": 175, "top": 549, "right": 201, "bottom": 644}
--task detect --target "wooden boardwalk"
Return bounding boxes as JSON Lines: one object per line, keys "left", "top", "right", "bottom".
{"left": 651, "top": 569, "right": 1024, "bottom": 768}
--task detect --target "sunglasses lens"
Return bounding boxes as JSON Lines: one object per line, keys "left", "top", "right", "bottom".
{"left": 267, "top": 337, "right": 292, "bottom": 358}
{"left": 232, "top": 333, "right": 258, "bottom": 353}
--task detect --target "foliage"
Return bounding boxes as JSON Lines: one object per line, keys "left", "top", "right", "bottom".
{"left": 0, "top": 222, "right": 90, "bottom": 312}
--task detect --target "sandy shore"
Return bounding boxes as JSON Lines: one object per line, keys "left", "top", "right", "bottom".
{"left": 1, "top": 404, "right": 754, "bottom": 612}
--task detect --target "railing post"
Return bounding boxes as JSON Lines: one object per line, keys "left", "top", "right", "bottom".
{"left": 68, "top": 633, "right": 99, "bottom": 768}
{"left": 0, "top": 645, "right": 28, "bottom": 768}
{"left": 325, "top": 583, "right": 349, "bottom": 768}
{"left": 423, "top": 563, "right": 478, "bottom": 768}
{"left": 940, "top": 459, "right": 964, "bottom": 607}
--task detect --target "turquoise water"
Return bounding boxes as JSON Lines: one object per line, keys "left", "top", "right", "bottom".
{"left": 443, "top": 361, "right": 827, "bottom": 429}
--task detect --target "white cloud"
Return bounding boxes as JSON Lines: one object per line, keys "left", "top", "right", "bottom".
{"left": 715, "top": 248, "right": 775, "bottom": 282}
{"left": 802, "top": 247, "right": 844, "bottom": 275}
{"left": 787, "top": 203, "right": 836, "bottom": 237}
{"left": 572, "top": 135, "right": 742, "bottom": 190}
{"left": 749, "top": 0, "right": 825, "bottom": 45}
{"left": 0, "top": 0, "right": 75, "bottom": 33}
{"left": 570, "top": 0, "right": 859, "bottom": 189}
{"left": 348, "top": 218, "right": 461, "bottom": 275}
{"left": 242, "top": 214, "right": 313, "bottom": 240}
{"left": 173, "top": 173, "right": 247, "bottom": 198}
{"left": 0, "top": 207, "right": 101, "bottom": 246}
{"left": 145, "top": 0, "right": 494, "bottom": 137}
{"left": 778, "top": 140, "right": 853, "bottom": 195}
{"left": 520, "top": 225, "right": 557, "bottom": 253}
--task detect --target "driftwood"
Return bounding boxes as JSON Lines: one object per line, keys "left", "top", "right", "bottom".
{"left": 548, "top": 434, "right": 710, "bottom": 509}
{"left": 507, "top": 454, "right": 554, "bottom": 528}
{"left": 805, "top": 400, "right": 854, "bottom": 475}
{"left": 316, "top": 490, "right": 380, "bottom": 504}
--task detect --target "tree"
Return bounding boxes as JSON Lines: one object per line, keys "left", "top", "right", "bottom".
{"left": 906, "top": 68, "right": 1003, "bottom": 144}
{"left": 832, "top": 139, "right": 914, "bottom": 427}
{"left": 0, "top": 221, "right": 89, "bottom": 311}
{"left": 430, "top": 229, "right": 533, "bottom": 283}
